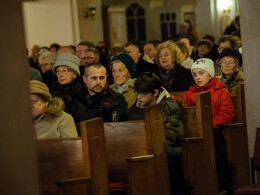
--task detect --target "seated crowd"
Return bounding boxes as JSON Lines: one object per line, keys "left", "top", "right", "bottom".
{"left": 28, "top": 29, "right": 243, "bottom": 195}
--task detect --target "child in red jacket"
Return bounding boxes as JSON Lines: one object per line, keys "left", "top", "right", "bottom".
{"left": 183, "top": 58, "right": 234, "bottom": 193}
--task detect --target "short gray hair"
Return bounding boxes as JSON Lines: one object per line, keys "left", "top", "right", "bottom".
{"left": 39, "top": 52, "right": 57, "bottom": 64}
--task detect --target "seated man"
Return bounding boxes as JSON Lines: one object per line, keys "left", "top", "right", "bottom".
{"left": 73, "top": 63, "right": 128, "bottom": 123}
{"left": 128, "top": 72, "right": 184, "bottom": 195}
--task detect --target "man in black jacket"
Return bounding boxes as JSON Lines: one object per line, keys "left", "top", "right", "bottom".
{"left": 73, "top": 63, "right": 128, "bottom": 122}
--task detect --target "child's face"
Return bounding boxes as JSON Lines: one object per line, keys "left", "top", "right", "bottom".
{"left": 192, "top": 68, "right": 212, "bottom": 87}
{"left": 136, "top": 90, "right": 158, "bottom": 107}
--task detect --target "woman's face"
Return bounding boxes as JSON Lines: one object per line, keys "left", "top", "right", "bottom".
{"left": 159, "top": 48, "right": 174, "bottom": 70}
{"left": 192, "top": 68, "right": 212, "bottom": 87}
{"left": 56, "top": 66, "right": 77, "bottom": 85}
{"left": 221, "top": 56, "right": 238, "bottom": 78}
{"left": 30, "top": 94, "right": 48, "bottom": 120}
{"left": 40, "top": 58, "right": 54, "bottom": 73}
{"left": 112, "top": 62, "right": 130, "bottom": 86}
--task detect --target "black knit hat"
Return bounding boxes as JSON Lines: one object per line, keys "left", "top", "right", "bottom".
{"left": 196, "top": 39, "right": 213, "bottom": 49}
{"left": 218, "top": 48, "right": 242, "bottom": 67}
{"left": 112, "top": 53, "right": 136, "bottom": 77}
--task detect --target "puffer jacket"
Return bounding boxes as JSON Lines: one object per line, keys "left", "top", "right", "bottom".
{"left": 183, "top": 77, "right": 234, "bottom": 128}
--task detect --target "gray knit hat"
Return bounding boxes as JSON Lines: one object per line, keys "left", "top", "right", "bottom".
{"left": 111, "top": 53, "right": 136, "bottom": 77}
{"left": 191, "top": 58, "right": 215, "bottom": 78}
{"left": 53, "top": 53, "right": 80, "bottom": 75}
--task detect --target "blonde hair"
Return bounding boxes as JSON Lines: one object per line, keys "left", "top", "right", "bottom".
{"left": 155, "top": 40, "right": 181, "bottom": 65}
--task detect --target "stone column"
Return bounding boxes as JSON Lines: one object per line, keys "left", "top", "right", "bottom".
{"left": 0, "top": 1, "right": 39, "bottom": 194}
{"left": 239, "top": 0, "right": 260, "bottom": 157}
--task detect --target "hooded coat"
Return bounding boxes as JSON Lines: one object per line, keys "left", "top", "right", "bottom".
{"left": 183, "top": 77, "right": 234, "bottom": 128}
{"left": 128, "top": 87, "right": 184, "bottom": 154}
{"left": 34, "top": 97, "right": 78, "bottom": 139}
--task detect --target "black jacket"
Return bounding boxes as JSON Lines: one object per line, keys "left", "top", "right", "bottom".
{"left": 160, "top": 63, "right": 194, "bottom": 92}
{"left": 72, "top": 86, "right": 128, "bottom": 123}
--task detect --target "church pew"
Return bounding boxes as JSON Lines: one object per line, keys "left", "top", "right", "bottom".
{"left": 37, "top": 118, "right": 109, "bottom": 195}
{"left": 82, "top": 104, "right": 171, "bottom": 195}
{"left": 224, "top": 84, "right": 251, "bottom": 190}
{"left": 181, "top": 91, "right": 219, "bottom": 195}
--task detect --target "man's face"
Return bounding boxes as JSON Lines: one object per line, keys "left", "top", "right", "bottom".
{"left": 143, "top": 43, "right": 155, "bottom": 59}
{"left": 83, "top": 66, "right": 107, "bottom": 96}
{"left": 76, "top": 45, "right": 88, "bottom": 66}
{"left": 180, "top": 38, "right": 193, "bottom": 57}
{"left": 83, "top": 52, "right": 99, "bottom": 66}
{"left": 218, "top": 41, "right": 231, "bottom": 54}
{"left": 125, "top": 45, "right": 141, "bottom": 63}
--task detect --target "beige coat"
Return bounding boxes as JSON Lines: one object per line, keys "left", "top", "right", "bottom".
{"left": 110, "top": 79, "right": 137, "bottom": 109}
{"left": 34, "top": 97, "right": 78, "bottom": 139}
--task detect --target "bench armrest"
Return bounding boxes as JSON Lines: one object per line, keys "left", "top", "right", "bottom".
{"left": 224, "top": 123, "right": 244, "bottom": 128}
{"left": 182, "top": 137, "right": 204, "bottom": 143}
{"left": 56, "top": 177, "right": 91, "bottom": 185}
{"left": 126, "top": 154, "right": 154, "bottom": 162}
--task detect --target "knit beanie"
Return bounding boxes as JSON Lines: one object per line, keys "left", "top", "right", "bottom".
{"left": 191, "top": 58, "right": 215, "bottom": 78}
{"left": 196, "top": 39, "right": 213, "bottom": 49}
{"left": 112, "top": 53, "right": 136, "bottom": 77}
{"left": 218, "top": 48, "right": 242, "bottom": 67}
{"left": 30, "top": 80, "right": 52, "bottom": 102}
{"left": 53, "top": 53, "right": 80, "bottom": 75}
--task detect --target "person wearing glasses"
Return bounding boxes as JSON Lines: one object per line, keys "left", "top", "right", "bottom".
{"left": 38, "top": 51, "right": 58, "bottom": 92}
{"left": 52, "top": 53, "right": 84, "bottom": 120}
{"left": 214, "top": 35, "right": 238, "bottom": 76}
{"left": 155, "top": 40, "right": 194, "bottom": 92}
{"left": 128, "top": 71, "right": 183, "bottom": 195}
{"left": 217, "top": 48, "right": 243, "bottom": 93}
{"left": 79, "top": 48, "right": 100, "bottom": 76}
{"left": 30, "top": 80, "right": 78, "bottom": 139}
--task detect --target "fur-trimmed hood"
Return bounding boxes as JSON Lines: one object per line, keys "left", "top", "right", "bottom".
{"left": 42, "top": 97, "right": 65, "bottom": 120}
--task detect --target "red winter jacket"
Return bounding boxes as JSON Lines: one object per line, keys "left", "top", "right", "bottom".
{"left": 183, "top": 77, "right": 234, "bottom": 128}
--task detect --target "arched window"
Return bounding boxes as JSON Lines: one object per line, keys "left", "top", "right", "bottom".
{"left": 126, "top": 3, "right": 146, "bottom": 41}
{"left": 160, "top": 13, "right": 177, "bottom": 41}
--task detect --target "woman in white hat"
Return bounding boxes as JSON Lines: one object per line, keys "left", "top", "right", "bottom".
{"left": 30, "top": 80, "right": 78, "bottom": 139}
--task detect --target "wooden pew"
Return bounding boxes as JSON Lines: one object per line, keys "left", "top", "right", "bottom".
{"left": 225, "top": 84, "right": 251, "bottom": 190}
{"left": 37, "top": 118, "right": 109, "bottom": 195}
{"left": 82, "top": 104, "right": 171, "bottom": 195}
{"left": 181, "top": 91, "right": 219, "bottom": 195}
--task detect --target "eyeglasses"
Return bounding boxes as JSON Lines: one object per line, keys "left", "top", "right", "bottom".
{"left": 159, "top": 53, "right": 171, "bottom": 58}
{"left": 134, "top": 91, "right": 151, "bottom": 97}
{"left": 40, "top": 63, "right": 53, "bottom": 68}
{"left": 56, "top": 69, "right": 72, "bottom": 75}
{"left": 83, "top": 56, "right": 97, "bottom": 60}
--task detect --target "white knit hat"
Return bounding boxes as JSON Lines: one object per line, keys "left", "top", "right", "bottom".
{"left": 191, "top": 58, "right": 215, "bottom": 78}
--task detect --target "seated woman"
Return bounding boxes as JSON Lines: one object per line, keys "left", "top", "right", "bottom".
{"left": 183, "top": 58, "right": 234, "bottom": 193}
{"left": 52, "top": 53, "right": 84, "bottom": 119}
{"left": 155, "top": 40, "right": 194, "bottom": 92}
{"left": 30, "top": 80, "right": 78, "bottom": 139}
{"left": 217, "top": 48, "right": 243, "bottom": 93}
{"left": 110, "top": 53, "right": 137, "bottom": 109}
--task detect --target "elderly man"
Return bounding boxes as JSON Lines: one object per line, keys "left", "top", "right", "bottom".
{"left": 143, "top": 42, "right": 156, "bottom": 63}
{"left": 79, "top": 48, "right": 100, "bottom": 76}
{"left": 124, "top": 42, "right": 159, "bottom": 78}
{"left": 217, "top": 48, "right": 243, "bottom": 93}
{"left": 73, "top": 63, "right": 128, "bottom": 122}
{"left": 75, "top": 41, "right": 95, "bottom": 66}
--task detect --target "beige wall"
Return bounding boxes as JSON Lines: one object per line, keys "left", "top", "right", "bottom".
{"left": 0, "top": 1, "right": 39, "bottom": 194}
{"left": 77, "top": 0, "right": 104, "bottom": 44}
{"left": 23, "top": 0, "right": 75, "bottom": 53}
{"left": 239, "top": 0, "right": 260, "bottom": 157}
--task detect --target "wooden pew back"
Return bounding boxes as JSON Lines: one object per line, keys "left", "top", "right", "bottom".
{"left": 84, "top": 104, "right": 170, "bottom": 195}
{"left": 181, "top": 91, "right": 219, "bottom": 195}
{"left": 225, "top": 84, "right": 251, "bottom": 190}
{"left": 37, "top": 118, "right": 109, "bottom": 195}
